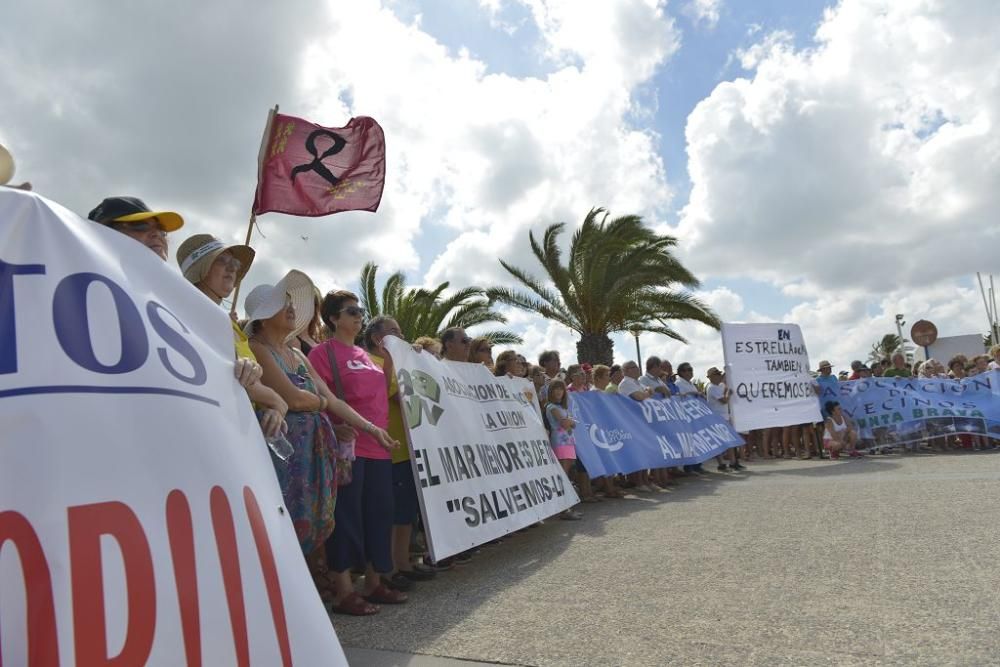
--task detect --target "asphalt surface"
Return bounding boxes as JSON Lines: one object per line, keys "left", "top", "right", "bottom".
{"left": 334, "top": 452, "right": 1000, "bottom": 666}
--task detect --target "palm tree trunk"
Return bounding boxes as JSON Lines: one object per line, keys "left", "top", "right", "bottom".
{"left": 576, "top": 333, "right": 614, "bottom": 366}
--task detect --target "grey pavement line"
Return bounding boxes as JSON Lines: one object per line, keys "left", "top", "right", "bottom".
{"left": 343, "top": 646, "right": 536, "bottom": 667}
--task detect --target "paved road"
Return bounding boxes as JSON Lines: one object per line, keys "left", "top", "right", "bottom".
{"left": 334, "top": 452, "right": 1000, "bottom": 666}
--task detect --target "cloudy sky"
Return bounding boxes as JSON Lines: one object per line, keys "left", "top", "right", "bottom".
{"left": 2, "top": 0, "right": 998, "bottom": 376}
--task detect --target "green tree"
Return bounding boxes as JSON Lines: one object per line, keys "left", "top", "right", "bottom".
{"left": 359, "top": 262, "right": 522, "bottom": 344}
{"left": 487, "top": 207, "right": 720, "bottom": 365}
{"left": 868, "top": 333, "right": 902, "bottom": 364}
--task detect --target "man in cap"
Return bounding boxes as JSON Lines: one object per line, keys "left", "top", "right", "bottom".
{"left": 88, "top": 198, "right": 260, "bottom": 388}
{"left": 88, "top": 196, "right": 184, "bottom": 261}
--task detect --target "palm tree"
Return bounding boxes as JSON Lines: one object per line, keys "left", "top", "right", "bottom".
{"left": 868, "top": 333, "right": 902, "bottom": 364}
{"left": 359, "top": 262, "right": 522, "bottom": 344}
{"left": 487, "top": 207, "right": 720, "bottom": 365}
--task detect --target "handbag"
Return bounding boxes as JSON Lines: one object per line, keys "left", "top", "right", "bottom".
{"left": 324, "top": 344, "right": 356, "bottom": 485}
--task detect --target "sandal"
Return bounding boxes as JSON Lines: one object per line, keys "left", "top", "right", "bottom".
{"left": 308, "top": 550, "right": 338, "bottom": 599}
{"left": 364, "top": 583, "right": 409, "bottom": 605}
{"left": 330, "top": 592, "right": 380, "bottom": 616}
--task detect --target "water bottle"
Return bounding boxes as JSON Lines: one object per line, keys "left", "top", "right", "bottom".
{"left": 267, "top": 434, "right": 295, "bottom": 462}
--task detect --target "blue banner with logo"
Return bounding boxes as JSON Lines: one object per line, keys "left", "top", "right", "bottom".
{"left": 569, "top": 393, "right": 744, "bottom": 477}
{"left": 819, "top": 371, "right": 1000, "bottom": 446}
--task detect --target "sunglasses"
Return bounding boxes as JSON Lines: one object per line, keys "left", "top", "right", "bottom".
{"left": 116, "top": 220, "right": 166, "bottom": 235}
{"left": 338, "top": 305, "right": 366, "bottom": 318}
{"left": 215, "top": 253, "right": 242, "bottom": 271}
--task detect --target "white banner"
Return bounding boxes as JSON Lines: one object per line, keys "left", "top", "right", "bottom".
{"left": 0, "top": 190, "right": 346, "bottom": 666}
{"left": 384, "top": 337, "right": 579, "bottom": 561}
{"left": 721, "top": 322, "right": 821, "bottom": 432}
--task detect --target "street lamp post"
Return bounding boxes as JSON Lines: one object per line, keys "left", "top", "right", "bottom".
{"left": 894, "top": 313, "right": 907, "bottom": 361}
{"left": 631, "top": 327, "right": 641, "bottom": 365}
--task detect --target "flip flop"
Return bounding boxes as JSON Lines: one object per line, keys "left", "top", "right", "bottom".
{"left": 364, "top": 583, "right": 409, "bottom": 605}
{"left": 330, "top": 592, "right": 380, "bottom": 616}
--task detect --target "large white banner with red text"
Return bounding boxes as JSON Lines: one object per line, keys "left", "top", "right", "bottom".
{"left": 0, "top": 190, "right": 345, "bottom": 665}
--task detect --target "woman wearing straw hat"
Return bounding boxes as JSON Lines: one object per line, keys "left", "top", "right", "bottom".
{"left": 176, "top": 234, "right": 287, "bottom": 438}
{"left": 246, "top": 272, "right": 398, "bottom": 613}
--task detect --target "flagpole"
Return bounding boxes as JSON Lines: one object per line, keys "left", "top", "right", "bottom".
{"left": 230, "top": 104, "right": 279, "bottom": 317}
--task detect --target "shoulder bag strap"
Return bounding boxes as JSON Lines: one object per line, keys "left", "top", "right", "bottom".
{"left": 324, "top": 344, "right": 347, "bottom": 401}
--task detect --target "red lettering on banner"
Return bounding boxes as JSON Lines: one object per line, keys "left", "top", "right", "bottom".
{"left": 243, "top": 487, "right": 293, "bottom": 666}
{"left": 68, "top": 501, "right": 156, "bottom": 666}
{"left": 0, "top": 511, "right": 60, "bottom": 667}
{"left": 209, "top": 486, "right": 250, "bottom": 667}
{"left": 165, "top": 490, "right": 201, "bottom": 666}
{"left": 3, "top": 487, "right": 290, "bottom": 664}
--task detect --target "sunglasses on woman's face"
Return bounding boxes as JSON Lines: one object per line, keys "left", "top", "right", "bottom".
{"left": 214, "top": 253, "right": 242, "bottom": 271}
{"left": 339, "top": 305, "right": 366, "bottom": 318}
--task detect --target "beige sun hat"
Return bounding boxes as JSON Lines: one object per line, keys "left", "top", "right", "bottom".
{"left": 0, "top": 144, "right": 14, "bottom": 185}
{"left": 243, "top": 269, "right": 315, "bottom": 339}
{"left": 176, "top": 233, "right": 255, "bottom": 285}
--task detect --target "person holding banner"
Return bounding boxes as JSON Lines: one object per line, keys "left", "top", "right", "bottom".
{"left": 883, "top": 353, "right": 912, "bottom": 378}
{"left": 619, "top": 362, "right": 659, "bottom": 491}
{"left": 705, "top": 367, "right": 745, "bottom": 471}
{"left": 247, "top": 279, "right": 397, "bottom": 608}
{"left": 468, "top": 336, "right": 495, "bottom": 370}
{"left": 365, "top": 317, "right": 439, "bottom": 590}
{"left": 176, "top": 233, "right": 287, "bottom": 439}
{"left": 87, "top": 195, "right": 183, "bottom": 261}
{"left": 566, "top": 364, "right": 590, "bottom": 392}
{"left": 544, "top": 380, "right": 584, "bottom": 520}
{"left": 605, "top": 364, "right": 624, "bottom": 394}
{"left": 640, "top": 357, "right": 671, "bottom": 398}
{"left": 592, "top": 365, "right": 611, "bottom": 391}
{"left": 442, "top": 327, "right": 472, "bottom": 363}
{"left": 564, "top": 365, "right": 599, "bottom": 500}
{"left": 494, "top": 350, "right": 525, "bottom": 378}
{"left": 310, "top": 290, "right": 407, "bottom": 613}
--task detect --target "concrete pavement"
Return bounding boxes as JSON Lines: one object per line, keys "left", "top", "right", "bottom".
{"left": 333, "top": 452, "right": 1000, "bottom": 666}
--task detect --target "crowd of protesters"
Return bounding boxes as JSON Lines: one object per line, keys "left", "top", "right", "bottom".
{"left": 84, "top": 194, "right": 1000, "bottom": 619}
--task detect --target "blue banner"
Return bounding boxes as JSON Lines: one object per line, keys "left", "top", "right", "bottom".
{"left": 569, "top": 393, "right": 744, "bottom": 477}
{"left": 819, "top": 371, "right": 1000, "bottom": 446}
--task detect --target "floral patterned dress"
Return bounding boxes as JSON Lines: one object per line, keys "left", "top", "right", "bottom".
{"left": 267, "top": 348, "right": 338, "bottom": 554}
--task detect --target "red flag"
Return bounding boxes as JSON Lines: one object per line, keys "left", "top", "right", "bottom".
{"left": 253, "top": 113, "right": 386, "bottom": 217}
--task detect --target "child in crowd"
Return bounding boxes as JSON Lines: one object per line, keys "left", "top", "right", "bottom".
{"left": 544, "top": 380, "right": 584, "bottom": 520}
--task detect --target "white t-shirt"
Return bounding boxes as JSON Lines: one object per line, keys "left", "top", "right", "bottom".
{"left": 639, "top": 373, "right": 669, "bottom": 395}
{"left": 706, "top": 382, "right": 729, "bottom": 420}
{"left": 675, "top": 376, "right": 699, "bottom": 396}
{"left": 618, "top": 376, "right": 646, "bottom": 399}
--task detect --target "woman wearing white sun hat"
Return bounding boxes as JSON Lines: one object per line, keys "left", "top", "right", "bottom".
{"left": 246, "top": 272, "right": 398, "bottom": 594}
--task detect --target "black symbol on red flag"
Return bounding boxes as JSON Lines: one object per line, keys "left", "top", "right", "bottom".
{"left": 290, "top": 129, "right": 347, "bottom": 185}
